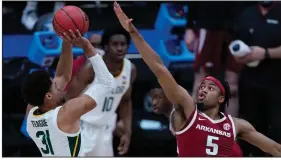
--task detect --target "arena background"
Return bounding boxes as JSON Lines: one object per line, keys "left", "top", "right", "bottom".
{"left": 2, "top": 1, "right": 269, "bottom": 157}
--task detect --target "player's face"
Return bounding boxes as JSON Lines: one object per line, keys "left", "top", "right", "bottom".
{"left": 150, "top": 88, "right": 171, "bottom": 114}
{"left": 45, "top": 79, "right": 64, "bottom": 107}
{"left": 197, "top": 80, "right": 224, "bottom": 108}
{"left": 105, "top": 34, "right": 128, "bottom": 61}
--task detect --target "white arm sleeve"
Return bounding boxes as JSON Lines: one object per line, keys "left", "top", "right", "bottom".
{"left": 88, "top": 54, "right": 114, "bottom": 86}
{"left": 84, "top": 54, "right": 115, "bottom": 101}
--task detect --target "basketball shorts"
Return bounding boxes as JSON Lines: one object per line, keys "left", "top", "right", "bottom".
{"left": 81, "top": 121, "right": 115, "bottom": 157}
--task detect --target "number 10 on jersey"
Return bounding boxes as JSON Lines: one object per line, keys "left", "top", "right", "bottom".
{"left": 102, "top": 97, "right": 114, "bottom": 112}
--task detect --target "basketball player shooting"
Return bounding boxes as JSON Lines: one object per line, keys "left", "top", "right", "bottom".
{"left": 22, "top": 30, "right": 115, "bottom": 157}
{"left": 65, "top": 27, "right": 137, "bottom": 156}
{"left": 113, "top": 2, "right": 281, "bottom": 157}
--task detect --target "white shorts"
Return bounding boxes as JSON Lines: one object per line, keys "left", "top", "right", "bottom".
{"left": 80, "top": 121, "right": 115, "bottom": 157}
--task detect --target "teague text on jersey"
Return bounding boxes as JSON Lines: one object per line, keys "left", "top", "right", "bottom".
{"left": 31, "top": 119, "right": 48, "bottom": 128}
{"left": 196, "top": 124, "right": 231, "bottom": 138}
{"left": 111, "top": 86, "right": 125, "bottom": 94}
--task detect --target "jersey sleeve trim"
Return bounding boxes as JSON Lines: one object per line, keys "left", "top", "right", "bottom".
{"left": 52, "top": 106, "right": 81, "bottom": 137}
{"left": 228, "top": 114, "right": 236, "bottom": 140}
{"left": 175, "top": 108, "right": 198, "bottom": 135}
{"left": 169, "top": 108, "right": 176, "bottom": 135}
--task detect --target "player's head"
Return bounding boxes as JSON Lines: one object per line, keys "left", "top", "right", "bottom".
{"left": 150, "top": 85, "right": 172, "bottom": 115}
{"left": 22, "top": 70, "right": 64, "bottom": 108}
{"left": 89, "top": 34, "right": 102, "bottom": 49}
{"left": 101, "top": 26, "right": 131, "bottom": 62}
{"left": 196, "top": 75, "right": 231, "bottom": 113}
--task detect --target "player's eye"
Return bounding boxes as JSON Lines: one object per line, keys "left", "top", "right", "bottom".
{"left": 209, "top": 87, "right": 214, "bottom": 91}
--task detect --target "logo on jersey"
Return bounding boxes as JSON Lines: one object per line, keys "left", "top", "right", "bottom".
{"left": 223, "top": 123, "right": 231, "bottom": 131}
{"left": 196, "top": 124, "right": 231, "bottom": 138}
{"left": 122, "top": 76, "right": 127, "bottom": 85}
{"left": 198, "top": 117, "right": 206, "bottom": 121}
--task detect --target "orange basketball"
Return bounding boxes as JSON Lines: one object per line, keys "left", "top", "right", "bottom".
{"left": 53, "top": 6, "right": 89, "bottom": 38}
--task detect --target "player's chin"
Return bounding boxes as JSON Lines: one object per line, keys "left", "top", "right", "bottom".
{"left": 114, "top": 54, "right": 126, "bottom": 60}
{"left": 197, "top": 100, "right": 210, "bottom": 107}
{"left": 196, "top": 98, "right": 205, "bottom": 104}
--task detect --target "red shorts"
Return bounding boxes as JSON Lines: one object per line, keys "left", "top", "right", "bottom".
{"left": 193, "top": 29, "right": 242, "bottom": 74}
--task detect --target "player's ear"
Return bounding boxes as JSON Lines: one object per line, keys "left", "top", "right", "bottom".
{"left": 218, "top": 96, "right": 225, "bottom": 104}
{"left": 45, "top": 93, "right": 52, "bottom": 100}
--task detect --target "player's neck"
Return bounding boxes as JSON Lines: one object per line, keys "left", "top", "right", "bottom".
{"left": 103, "top": 55, "right": 123, "bottom": 72}
{"left": 203, "top": 106, "right": 220, "bottom": 120}
{"left": 38, "top": 102, "right": 58, "bottom": 114}
{"left": 37, "top": 105, "right": 51, "bottom": 114}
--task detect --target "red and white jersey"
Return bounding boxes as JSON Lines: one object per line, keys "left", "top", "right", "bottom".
{"left": 174, "top": 109, "right": 237, "bottom": 157}
{"left": 232, "top": 141, "right": 243, "bottom": 157}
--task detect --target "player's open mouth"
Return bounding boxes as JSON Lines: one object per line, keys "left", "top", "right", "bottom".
{"left": 198, "top": 92, "right": 206, "bottom": 101}
{"left": 153, "top": 106, "right": 159, "bottom": 112}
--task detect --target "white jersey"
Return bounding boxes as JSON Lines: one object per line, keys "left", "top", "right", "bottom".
{"left": 27, "top": 106, "right": 84, "bottom": 157}
{"left": 81, "top": 58, "right": 132, "bottom": 126}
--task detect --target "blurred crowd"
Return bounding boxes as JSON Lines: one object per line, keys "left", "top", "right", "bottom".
{"left": 3, "top": 1, "right": 281, "bottom": 157}
{"left": 183, "top": 1, "right": 281, "bottom": 157}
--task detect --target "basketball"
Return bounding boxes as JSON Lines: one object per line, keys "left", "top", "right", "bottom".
{"left": 53, "top": 6, "right": 89, "bottom": 37}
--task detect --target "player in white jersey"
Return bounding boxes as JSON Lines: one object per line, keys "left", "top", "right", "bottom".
{"left": 65, "top": 27, "right": 137, "bottom": 156}
{"left": 22, "top": 30, "right": 115, "bottom": 157}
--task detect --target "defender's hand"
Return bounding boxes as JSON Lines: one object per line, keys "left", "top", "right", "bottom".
{"left": 113, "top": 1, "right": 135, "bottom": 33}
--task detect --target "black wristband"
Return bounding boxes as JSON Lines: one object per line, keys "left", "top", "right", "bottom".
{"left": 264, "top": 48, "right": 270, "bottom": 59}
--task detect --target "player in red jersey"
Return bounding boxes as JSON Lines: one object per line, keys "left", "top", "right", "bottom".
{"left": 150, "top": 86, "right": 242, "bottom": 157}
{"left": 113, "top": 1, "right": 281, "bottom": 157}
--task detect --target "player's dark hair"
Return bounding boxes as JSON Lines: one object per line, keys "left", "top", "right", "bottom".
{"left": 205, "top": 75, "right": 231, "bottom": 113}
{"left": 22, "top": 70, "right": 52, "bottom": 106}
{"left": 101, "top": 26, "right": 131, "bottom": 47}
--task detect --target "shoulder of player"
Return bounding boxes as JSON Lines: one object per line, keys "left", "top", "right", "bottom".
{"left": 232, "top": 117, "right": 255, "bottom": 135}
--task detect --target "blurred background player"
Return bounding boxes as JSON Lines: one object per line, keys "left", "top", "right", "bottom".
{"left": 22, "top": 30, "right": 115, "bottom": 156}
{"left": 183, "top": 2, "right": 249, "bottom": 117}
{"left": 65, "top": 27, "right": 137, "bottom": 156}
{"left": 114, "top": 2, "right": 281, "bottom": 157}
{"left": 232, "top": 1, "right": 281, "bottom": 156}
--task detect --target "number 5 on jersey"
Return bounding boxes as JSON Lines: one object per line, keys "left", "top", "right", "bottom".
{"left": 102, "top": 97, "right": 114, "bottom": 112}
{"left": 206, "top": 135, "right": 219, "bottom": 156}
